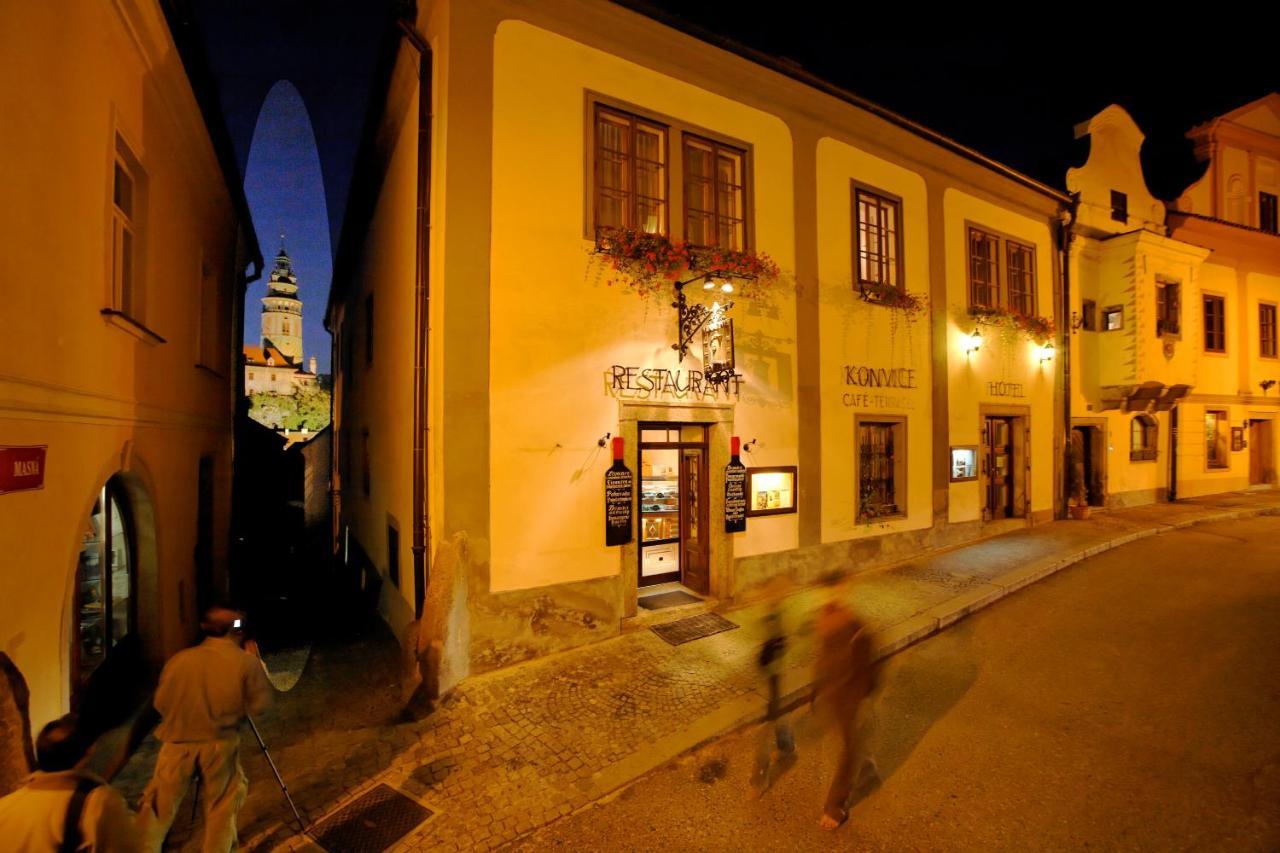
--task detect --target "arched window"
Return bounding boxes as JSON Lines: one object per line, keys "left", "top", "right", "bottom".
{"left": 1130, "top": 414, "right": 1158, "bottom": 461}
{"left": 73, "top": 477, "right": 136, "bottom": 703}
{"left": 282, "top": 320, "right": 291, "bottom": 336}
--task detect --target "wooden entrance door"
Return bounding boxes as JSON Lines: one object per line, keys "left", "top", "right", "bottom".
{"left": 1250, "top": 420, "right": 1273, "bottom": 485}
{"left": 985, "top": 417, "right": 1015, "bottom": 519}
{"left": 680, "top": 447, "right": 710, "bottom": 595}
{"left": 638, "top": 424, "right": 709, "bottom": 590}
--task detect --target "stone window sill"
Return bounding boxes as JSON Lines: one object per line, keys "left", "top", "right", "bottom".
{"left": 101, "top": 309, "right": 166, "bottom": 346}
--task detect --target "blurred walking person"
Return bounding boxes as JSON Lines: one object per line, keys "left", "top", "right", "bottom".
{"left": 749, "top": 576, "right": 796, "bottom": 796}
{"left": 136, "top": 606, "right": 271, "bottom": 852}
{"left": 812, "top": 577, "right": 879, "bottom": 830}
{"left": 0, "top": 714, "right": 141, "bottom": 851}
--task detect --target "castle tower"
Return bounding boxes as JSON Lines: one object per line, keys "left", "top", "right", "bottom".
{"left": 261, "top": 241, "right": 303, "bottom": 363}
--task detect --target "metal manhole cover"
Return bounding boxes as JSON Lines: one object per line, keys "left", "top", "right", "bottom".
{"left": 650, "top": 613, "right": 739, "bottom": 646}
{"left": 309, "top": 783, "right": 433, "bottom": 853}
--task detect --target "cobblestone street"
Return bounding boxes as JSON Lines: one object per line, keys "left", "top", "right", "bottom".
{"left": 110, "top": 491, "right": 1280, "bottom": 852}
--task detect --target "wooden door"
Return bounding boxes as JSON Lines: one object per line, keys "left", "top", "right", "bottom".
{"left": 986, "top": 417, "right": 1014, "bottom": 519}
{"left": 1251, "top": 420, "right": 1273, "bottom": 485}
{"left": 680, "top": 447, "right": 710, "bottom": 595}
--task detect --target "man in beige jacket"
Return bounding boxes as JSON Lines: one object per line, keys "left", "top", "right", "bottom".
{"left": 0, "top": 714, "right": 141, "bottom": 851}
{"left": 136, "top": 607, "right": 271, "bottom": 853}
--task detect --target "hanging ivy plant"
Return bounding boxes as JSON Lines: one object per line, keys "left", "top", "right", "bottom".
{"left": 591, "top": 229, "right": 781, "bottom": 299}
{"left": 967, "top": 305, "right": 1056, "bottom": 344}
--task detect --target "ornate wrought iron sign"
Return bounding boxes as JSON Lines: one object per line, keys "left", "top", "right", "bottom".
{"left": 671, "top": 277, "right": 739, "bottom": 392}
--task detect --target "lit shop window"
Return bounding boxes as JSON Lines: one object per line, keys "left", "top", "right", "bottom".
{"left": 746, "top": 467, "right": 796, "bottom": 517}
{"left": 949, "top": 446, "right": 978, "bottom": 482}
{"left": 858, "top": 418, "right": 905, "bottom": 521}
{"left": 74, "top": 479, "right": 135, "bottom": 705}
{"left": 1205, "top": 410, "right": 1228, "bottom": 469}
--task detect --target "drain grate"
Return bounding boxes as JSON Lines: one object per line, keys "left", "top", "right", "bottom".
{"left": 650, "top": 612, "right": 738, "bottom": 646}
{"left": 309, "top": 783, "right": 432, "bottom": 853}
{"left": 638, "top": 590, "right": 703, "bottom": 610}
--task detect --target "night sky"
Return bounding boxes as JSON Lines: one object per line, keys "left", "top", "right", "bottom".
{"left": 242, "top": 81, "right": 332, "bottom": 375}
{"left": 637, "top": 4, "right": 1277, "bottom": 199}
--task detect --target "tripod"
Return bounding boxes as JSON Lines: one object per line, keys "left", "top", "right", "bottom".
{"left": 247, "top": 715, "right": 307, "bottom": 833}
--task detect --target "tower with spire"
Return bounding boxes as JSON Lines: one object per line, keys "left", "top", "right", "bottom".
{"left": 244, "top": 239, "right": 317, "bottom": 401}
{"left": 260, "top": 240, "right": 304, "bottom": 364}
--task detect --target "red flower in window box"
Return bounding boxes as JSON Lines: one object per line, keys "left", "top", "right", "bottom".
{"left": 593, "top": 228, "right": 780, "bottom": 298}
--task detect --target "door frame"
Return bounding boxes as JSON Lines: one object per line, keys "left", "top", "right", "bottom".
{"left": 637, "top": 423, "right": 708, "bottom": 590}
{"left": 1071, "top": 417, "right": 1108, "bottom": 507}
{"left": 618, "top": 403, "right": 734, "bottom": 618}
{"left": 1249, "top": 415, "right": 1275, "bottom": 485}
{"left": 979, "top": 404, "right": 1031, "bottom": 522}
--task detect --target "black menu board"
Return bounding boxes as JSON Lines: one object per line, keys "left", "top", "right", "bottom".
{"left": 725, "top": 459, "right": 747, "bottom": 533}
{"left": 605, "top": 462, "right": 633, "bottom": 546}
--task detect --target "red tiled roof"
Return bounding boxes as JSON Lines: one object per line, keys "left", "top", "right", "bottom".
{"left": 243, "top": 345, "right": 311, "bottom": 372}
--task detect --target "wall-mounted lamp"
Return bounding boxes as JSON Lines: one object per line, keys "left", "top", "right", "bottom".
{"left": 964, "top": 328, "right": 983, "bottom": 356}
{"left": 597, "top": 431, "right": 612, "bottom": 448}
{"left": 1037, "top": 341, "right": 1055, "bottom": 363}
{"left": 1261, "top": 379, "right": 1276, "bottom": 395}
{"left": 742, "top": 438, "right": 758, "bottom": 453}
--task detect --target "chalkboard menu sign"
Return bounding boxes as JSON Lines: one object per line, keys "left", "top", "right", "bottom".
{"left": 605, "top": 461, "right": 633, "bottom": 546}
{"left": 725, "top": 457, "right": 747, "bottom": 533}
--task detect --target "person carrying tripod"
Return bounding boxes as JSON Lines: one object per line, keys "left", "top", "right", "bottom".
{"left": 136, "top": 606, "right": 271, "bottom": 853}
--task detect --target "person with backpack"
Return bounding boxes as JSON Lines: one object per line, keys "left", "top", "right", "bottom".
{"left": 812, "top": 578, "right": 880, "bottom": 831}
{"left": 0, "top": 714, "right": 141, "bottom": 851}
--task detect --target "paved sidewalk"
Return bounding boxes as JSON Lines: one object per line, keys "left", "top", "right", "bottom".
{"left": 117, "top": 491, "right": 1280, "bottom": 852}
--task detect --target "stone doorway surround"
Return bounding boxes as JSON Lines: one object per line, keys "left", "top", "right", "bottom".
{"left": 1072, "top": 416, "right": 1109, "bottom": 507}
{"left": 979, "top": 403, "right": 1031, "bottom": 522}
{"left": 618, "top": 401, "right": 734, "bottom": 618}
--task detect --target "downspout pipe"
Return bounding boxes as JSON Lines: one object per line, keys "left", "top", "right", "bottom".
{"left": 1059, "top": 194, "right": 1078, "bottom": 517}
{"left": 397, "top": 18, "right": 432, "bottom": 620}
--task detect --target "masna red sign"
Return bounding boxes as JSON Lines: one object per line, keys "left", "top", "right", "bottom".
{"left": 0, "top": 445, "right": 48, "bottom": 495}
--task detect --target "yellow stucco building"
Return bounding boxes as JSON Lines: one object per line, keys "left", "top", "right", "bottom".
{"left": 1067, "top": 98, "right": 1280, "bottom": 507}
{"left": 0, "top": 1, "right": 260, "bottom": 728}
{"left": 327, "top": 0, "right": 1069, "bottom": 695}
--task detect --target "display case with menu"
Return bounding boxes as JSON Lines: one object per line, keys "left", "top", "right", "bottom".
{"left": 640, "top": 476, "right": 679, "bottom": 543}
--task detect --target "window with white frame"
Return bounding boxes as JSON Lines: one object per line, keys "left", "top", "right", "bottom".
{"left": 111, "top": 135, "right": 143, "bottom": 317}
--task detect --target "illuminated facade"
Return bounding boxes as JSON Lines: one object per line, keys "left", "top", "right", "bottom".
{"left": 1067, "top": 99, "right": 1280, "bottom": 507}
{"left": 0, "top": 1, "right": 259, "bottom": 727}
{"left": 327, "top": 0, "right": 1067, "bottom": 694}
